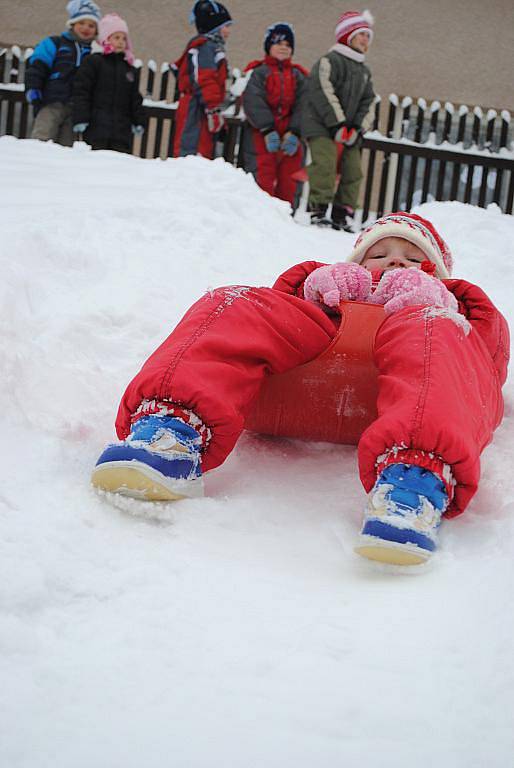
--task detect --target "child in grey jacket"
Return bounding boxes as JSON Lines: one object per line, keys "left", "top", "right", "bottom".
{"left": 302, "top": 9, "right": 376, "bottom": 231}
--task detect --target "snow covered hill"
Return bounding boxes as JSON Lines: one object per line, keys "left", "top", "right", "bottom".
{"left": 1, "top": 136, "right": 513, "bottom": 768}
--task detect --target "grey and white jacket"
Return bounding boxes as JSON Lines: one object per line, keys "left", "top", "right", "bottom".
{"left": 302, "top": 43, "right": 376, "bottom": 140}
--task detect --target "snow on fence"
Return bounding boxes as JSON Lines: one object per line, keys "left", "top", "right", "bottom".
{"left": 1, "top": 46, "right": 513, "bottom": 216}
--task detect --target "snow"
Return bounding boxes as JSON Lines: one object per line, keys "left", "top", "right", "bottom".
{"left": 1, "top": 136, "right": 514, "bottom": 767}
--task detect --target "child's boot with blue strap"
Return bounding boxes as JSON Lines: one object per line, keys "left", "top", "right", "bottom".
{"left": 92, "top": 414, "right": 204, "bottom": 501}
{"left": 354, "top": 462, "right": 450, "bottom": 566}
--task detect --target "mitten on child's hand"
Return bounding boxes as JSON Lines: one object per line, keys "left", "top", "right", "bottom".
{"left": 370, "top": 268, "right": 458, "bottom": 315}
{"left": 331, "top": 123, "right": 347, "bottom": 143}
{"left": 206, "top": 109, "right": 224, "bottom": 133}
{"left": 343, "top": 126, "right": 362, "bottom": 147}
{"left": 304, "top": 262, "right": 372, "bottom": 309}
{"left": 26, "top": 89, "right": 42, "bottom": 104}
{"left": 72, "top": 122, "right": 89, "bottom": 133}
{"left": 131, "top": 124, "right": 145, "bottom": 136}
{"left": 281, "top": 132, "right": 299, "bottom": 156}
{"left": 263, "top": 129, "right": 280, "bottom": 152}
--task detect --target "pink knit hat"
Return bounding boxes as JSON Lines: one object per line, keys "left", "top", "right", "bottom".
{"left": 98, "top": 13, "right": 135, "bottom": 64}
{"left": 347, "top": 212, "right": 453, "bottom": 278}
{"left": 335, "top": 10, "right": 374, "bottom": 46}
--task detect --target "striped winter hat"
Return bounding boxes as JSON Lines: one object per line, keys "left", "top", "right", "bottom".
{"left": 66, "top": 0, "right": 101, "bottom": 27}
{"left": 347, "top": 213, "right": 453, "bottom": 278}
{"left": 335, "top": 10, "right": 374, "bottom": 46}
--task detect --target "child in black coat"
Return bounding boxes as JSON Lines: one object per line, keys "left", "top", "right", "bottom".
{"left": 72, "top": 13, "right": 146, "bottom": 153}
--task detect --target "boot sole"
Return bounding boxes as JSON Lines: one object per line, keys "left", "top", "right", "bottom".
{"left": 91, "top": 461, "right": 204, "bottom": 501}
{"left": 354, "top": 536, "right": 430, "bottom": 566}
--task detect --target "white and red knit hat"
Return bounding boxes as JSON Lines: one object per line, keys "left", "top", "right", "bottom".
{"left": 347, "top": 212, "right": 453, "bottom": 278}
{"left": 335, "top": 10, "right": 374, "bottom": 46}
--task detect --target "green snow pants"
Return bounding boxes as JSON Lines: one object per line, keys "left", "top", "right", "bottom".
{"left": 307, "top": 136, "right": 363, "bottom": 210}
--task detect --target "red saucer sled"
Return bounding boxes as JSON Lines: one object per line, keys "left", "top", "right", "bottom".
{"left": 244, "top": 301, "right": 385, "bottom": 445}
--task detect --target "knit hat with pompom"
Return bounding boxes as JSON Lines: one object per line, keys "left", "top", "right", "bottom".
{"left": 347, "top": 212, "right": 453, "bottom": 278}
{"left": 191, "top": 1, "right": 232, "bottom": 34}
{"left": 66, "top": 0, "right": 101, "bottom": 28}
{"left": 335, "top": 10, "right": 374, "bottom": 46}
{"left": 98, "top": 13, "right": 135, "bottom": 64}
{"left": 264, "top": 22, "right": 295, "bottom": 54}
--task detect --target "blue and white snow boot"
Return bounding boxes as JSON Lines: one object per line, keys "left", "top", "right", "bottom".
{"left": 91, "top": 415, "right": 203, "bottom": 501}
{"left": 354, "top": 463, "right": 449, "bottom": 566}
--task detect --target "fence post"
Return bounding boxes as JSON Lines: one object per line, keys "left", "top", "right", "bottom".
{"left": 493, "top": 111, "right": 511, "bottom": 206}
{"left": 420, "top": 100, "right": 441, "bottom": 203}
{"left": 0, "top": 48, "right": 7, "bottom": 82}
{"left": 478, "top": 109, "right": 497, "bottom": 206}
{"left": 376, "top": 94, "right": 397, "bottom": 217}
{"left": 384, "top": 95, "right": 410, "bottom": 212}
{"left": 435, "top": 102, "right": 454, "bottom": 200}
{"left": 449, "top": 104, "right": 468, "bottom": 200}
{"left": 361, "top": 95, "right": 380, "bottom": 224}
{"left": 391, "top": 96, "right": 412, "bottom": 210}
{"left": 404, "top": 97, "right": 426, "bottom": 209}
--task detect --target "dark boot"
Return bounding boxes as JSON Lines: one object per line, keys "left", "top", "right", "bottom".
{"left": 309, "top": 203, "right": 332, "bottom": 227}
{"left": 331, "top": 204, "right": 356, "bottom": 232}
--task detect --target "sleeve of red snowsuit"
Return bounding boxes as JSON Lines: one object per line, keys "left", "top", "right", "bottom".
{"left": 115, "top": 261, "right": 509, "bottom": 517}
{"left": 172, "top": 36, "right": 228, "bottom": 158}
{"left": 272, "top": 260, "right": 328, "bottom": 296}
{"left": 275, "top": 262, "right": 510, "bottom": 515}
{"left": 115, "top": 285, "right": 338, "bottom": 472}
{"left": 358, "top": 278, "right": 510, "bottom": 517}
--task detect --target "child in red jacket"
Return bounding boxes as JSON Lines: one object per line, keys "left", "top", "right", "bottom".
{"left": 92, "top": 213, "right": 509, "bottom": 567}
{"left": 242, "top": 23, "right": 308, "bottom": 208}
{"left": 171, "top": 0, "right": 232, "bottom": 159}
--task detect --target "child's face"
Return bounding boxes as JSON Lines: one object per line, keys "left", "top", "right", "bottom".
{"left": 360, "top": 237, "right": 426, "bottom": 272}
{"left": 350, "top": 31, "right": 370, "bottom": 54}
{"left": 72, "top": 19, "right": 98, "bottom": 41}
{"left": 269, "top": 41, "right": 293, "bottom": 61}
{"left": 108, "top": 31, "right": 128, "bottom": 52}
{"left": 220, "top": 24, "right": 232, "bottom": 40}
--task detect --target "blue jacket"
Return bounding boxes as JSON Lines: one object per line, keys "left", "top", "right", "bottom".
{"left": 25, "top": 31, "right": 92, "bottom": 105}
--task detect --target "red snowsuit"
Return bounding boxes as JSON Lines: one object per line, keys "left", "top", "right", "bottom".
{"left": 172, "top": 34, "right": 228, "bottom": 159}
{"left": 116, "top": 262, "right": 509, "bottom": 517}
{"left": 242, "top": 57, "right": 308, "bottom": 206}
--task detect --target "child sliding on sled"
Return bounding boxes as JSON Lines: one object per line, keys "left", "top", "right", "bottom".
{"left": 92, "top": 213, "right": 509, "bottom": 567}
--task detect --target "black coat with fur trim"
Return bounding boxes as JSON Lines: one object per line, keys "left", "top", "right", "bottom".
{"left": 73, "top": 52, "right": 146, "bottom": 147}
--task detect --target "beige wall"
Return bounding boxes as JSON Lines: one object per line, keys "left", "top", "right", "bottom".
{"left": 1, "top": 0, "right": 513, "bottom": 110}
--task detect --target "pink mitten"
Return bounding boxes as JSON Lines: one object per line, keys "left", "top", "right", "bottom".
{"left": 304, "top": 262, "right": 372, "bottom": 309}
{"left": 371, "top": 268, "right": 458, "bottom": 315}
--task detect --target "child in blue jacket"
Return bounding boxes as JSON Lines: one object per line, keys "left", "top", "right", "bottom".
{"left": 25, "top": 0, "right": 101, "bottom": 147}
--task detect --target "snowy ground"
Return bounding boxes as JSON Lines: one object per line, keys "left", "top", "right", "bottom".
{"left": 1, "top": 136, "right": 514, "bottom": 768}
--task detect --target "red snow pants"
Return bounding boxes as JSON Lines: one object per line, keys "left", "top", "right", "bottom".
{"left": 172, "top": 93, "right": 215, "bottom": 159}
{"left": 248, "top": 130, "right": 304, "bottom": 206}
{"left": 116, "top": 289, "right": 505, "bottom": 516}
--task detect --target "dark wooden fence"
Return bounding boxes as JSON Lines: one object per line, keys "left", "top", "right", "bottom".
{"left": 2, "top": 45, "right": 513, "bottom": 217}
